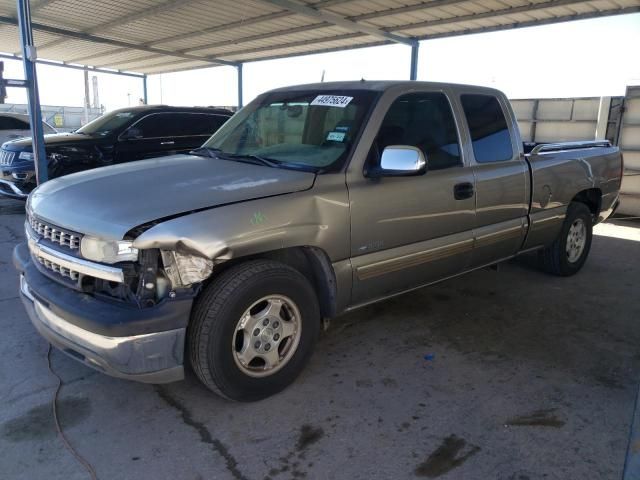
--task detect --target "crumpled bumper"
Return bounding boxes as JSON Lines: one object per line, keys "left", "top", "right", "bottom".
{"left": 0, "top": 177, "right": 30, "bottom": 199}
{"left": 14, "top": 242, "right": 190, "bottom": 383}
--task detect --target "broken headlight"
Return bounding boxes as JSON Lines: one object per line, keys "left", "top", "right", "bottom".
{"left": 161, "top": 251, "right": 213, "bottom": 287}
{"left": 80, "top": 236, "right": 139, "bottom": 264}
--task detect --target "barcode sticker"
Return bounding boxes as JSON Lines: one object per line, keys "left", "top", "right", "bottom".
{"left": 326, "top": 131, "right": 346, "bottom": 142}
{"left": 311, "top": 95, "right": 353, "bottom": 108}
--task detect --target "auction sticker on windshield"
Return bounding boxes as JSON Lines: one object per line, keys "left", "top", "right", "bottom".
{"left": 311, "top": 95, "right": 353, "bottom": 108}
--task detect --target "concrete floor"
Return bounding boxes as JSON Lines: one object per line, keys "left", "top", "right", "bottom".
{"left": 1, "top": 196, "right": 639, "bottom": 480}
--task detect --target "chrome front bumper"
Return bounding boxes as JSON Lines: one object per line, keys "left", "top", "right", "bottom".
{"left": 0, "top": 178, "right": 29, "bottom": 199}
{"left": 20, "top": 275, "right": 185, "bottom": 383}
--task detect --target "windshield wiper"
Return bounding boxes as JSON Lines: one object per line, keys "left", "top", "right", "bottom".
{"left": 223, "top": 153, "right": 282, "bottom": 168}
{"left": 189, "top": 146, "right": 224, "bottom": 158}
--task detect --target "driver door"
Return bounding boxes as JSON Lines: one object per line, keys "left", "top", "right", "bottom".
{"left": 347, "top": 89, "right": 476, "bottom": 305}
{"left": 116, "top": 113, "right": 183, "bottom": 163}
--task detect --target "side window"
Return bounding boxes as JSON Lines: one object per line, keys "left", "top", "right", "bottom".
{"left": 132, "top": 113, "right": 230, "bottom": 139}
{"left": 460, "top": 94, "right": 513, "bottom": 163}
{"left": 0, "top": 117, "right": 29, "bottom": 130}
{"left": 178, "top": 113, "right": 229, "bottom": 136}
{"left": 10, "top": 118, "right": 30, "bottom": 129}
{"left": 375, "top": 92, "right": 461, "bottom": 170}
{"left": 132, "top": 113, "right": 175, "bottom": 138}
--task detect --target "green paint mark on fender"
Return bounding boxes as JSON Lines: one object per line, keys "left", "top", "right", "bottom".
{"left": 251, "top": 211, "right": 267, "bottom": 225}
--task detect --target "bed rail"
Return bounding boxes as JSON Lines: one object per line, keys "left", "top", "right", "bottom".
{"left": 529, "top": 140, "right": 612, "bottom": 156}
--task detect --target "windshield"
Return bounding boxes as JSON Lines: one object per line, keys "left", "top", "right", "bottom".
{"left": 77, "top": 110, "right": 138, "bottom": 136}
{"left": 203, "top": 90, "right": 378, "bottom": 171}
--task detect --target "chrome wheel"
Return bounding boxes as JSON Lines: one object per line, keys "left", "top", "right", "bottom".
{"left": 232, "top": 295, "right": 301, "bottom": 378}
{"left": 566, "top": 218, "right": 587, "bottom": 263}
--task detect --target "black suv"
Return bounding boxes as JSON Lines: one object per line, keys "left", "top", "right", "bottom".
{"left": 0, "top": 105, "right": 233, "bottom": 199}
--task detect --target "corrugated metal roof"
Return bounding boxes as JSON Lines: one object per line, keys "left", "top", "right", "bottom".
{"left": 0, "top": 0, "right": 638, "bottom": 75}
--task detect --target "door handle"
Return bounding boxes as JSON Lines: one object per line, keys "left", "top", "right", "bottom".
{"left": 454, "top": 182, "right": 474, "bottom": 200}
{"left": 160, "top": 140, "right": 175, "bottom": 145}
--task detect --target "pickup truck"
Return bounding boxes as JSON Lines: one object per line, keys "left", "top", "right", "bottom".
{"left": 14, "top": 81, "right": 622, "bottom": 401}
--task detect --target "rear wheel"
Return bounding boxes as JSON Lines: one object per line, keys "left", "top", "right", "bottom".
{"left": 188, "top": 259, "right": 320, "bottom": 401}
{"left": 540, "top": 202, "right": 593, "bottom": 276}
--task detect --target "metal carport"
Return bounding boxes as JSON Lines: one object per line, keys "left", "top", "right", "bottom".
{"left": 1, "top": 0, "right": 639, "bottom": 183}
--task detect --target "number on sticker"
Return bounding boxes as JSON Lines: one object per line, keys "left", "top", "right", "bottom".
{"left": 311, "top": 95, "right": 353, "bottom": 108}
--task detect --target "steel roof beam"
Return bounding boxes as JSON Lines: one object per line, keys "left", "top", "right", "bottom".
{"left": 30, "top": 0, "right": 638, "bottom": 75}
{"left": 87, "top": 21, "right": 339, "bottom": 68}
{"left": 413, "top": 6, "right": 640, "bottom": 41}
{"left": 147, "top": 0, "right": 355, "bottom": 48}
{"left": 113, "top": 31, "right": 365, "bottom": 71}
{"left": 33, "top": 0, "right": 196, "bottom": 54}
{"left": 258, "top": 0, "right": 417, "bottom": 46}
{"left": 177, "top": 0, "right": 470, "bottom": 56}
{"left": 391, "top": 0, "right": 604, "bottom": 32}
{"left": 0, "top": 15, "right": 239, "bottom": 68}
{"left": 187, "top": 0, "right": 600, "bottom": 58}
{"left": 132, "top": 5, "right": 640, "bottom": 74}
{"left": 353, "top": 0, "right": 476, "bottom": 21}
{"left": 0, "top": 53, "right": 145, "bottom": 77}
{"left": 65, "top": 0, "right": 354, "bottom": 64}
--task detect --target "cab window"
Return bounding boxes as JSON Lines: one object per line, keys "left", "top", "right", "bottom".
{"left": 460, "top": 94, "right": 513, "bottom": 163}
{"left": 375, "top": 92, "right": 462, "bottom": 170}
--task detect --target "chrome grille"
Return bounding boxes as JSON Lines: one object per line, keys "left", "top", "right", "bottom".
{"left": 34, "top": 254, "right": 80, "bottom": 281}
{"left": 28, "top": 214, "right": 81, "bottom": 250}
{"left": 0, "top": 149, "right": 15, "bottom": 166}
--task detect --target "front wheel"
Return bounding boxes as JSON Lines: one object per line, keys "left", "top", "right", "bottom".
{"left": 540, "top": 202, "right": 593, "bottom": 276}
{"left": 188, "top": 260, "right": 320, "bottom": 401}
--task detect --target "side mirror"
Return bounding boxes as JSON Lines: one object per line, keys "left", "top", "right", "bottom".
{"left": 368, "top": 145, "right": 427, "bottom": 177}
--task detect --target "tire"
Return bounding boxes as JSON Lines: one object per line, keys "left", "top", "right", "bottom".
{"left": 188, "top": 259, "right": 320, "bottom": 401}
{"left": 540, "top": 202, "right": 593, "bottom": 276}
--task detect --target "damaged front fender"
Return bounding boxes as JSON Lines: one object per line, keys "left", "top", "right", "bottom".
{"left": 131, "top": 174, "right": 351, "bottom": 266}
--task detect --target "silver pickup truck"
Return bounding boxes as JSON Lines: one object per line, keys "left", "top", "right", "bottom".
{"left": 14, "top": 81, "right": 622, "bottom": 401}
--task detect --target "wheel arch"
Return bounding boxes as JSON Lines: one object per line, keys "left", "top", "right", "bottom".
{"left": 206, "top": 246, "right": 338, "bottom": 320}
{"left": 571, "top": 188, "right": 602, "bottom": 219}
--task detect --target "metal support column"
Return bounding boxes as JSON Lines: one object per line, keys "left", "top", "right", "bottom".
{"left": 83, "top": 67, "right": 90, "bottom": 125}
{"left": 16, "top": 0, "right": 47, "bottom": 184}
{"left": 237, "top": 63, "right": 243, "bottom": 109}
{"left": 142, "top": 74, "right": 148, "bottom": 105}
{"left": 409, "top": 42, "right": 419, "bottom": 81}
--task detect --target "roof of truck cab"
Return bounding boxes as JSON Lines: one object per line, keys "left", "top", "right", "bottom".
{"left": 268, "top": 80, "right": 504, "bottom": 95}
{"left": 109, "top": 105, "right": 234, "bottom": 115}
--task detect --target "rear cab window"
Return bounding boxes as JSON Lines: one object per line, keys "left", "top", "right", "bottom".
{"left": 460, "top": 94, "right": 513, "bottom": 163}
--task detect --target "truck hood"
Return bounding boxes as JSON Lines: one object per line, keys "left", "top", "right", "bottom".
{"left": 29, "top": 154, "right": 316, "bottom": 240}
{"left": 3, "top": 132, "right": 103, "bottom": 150}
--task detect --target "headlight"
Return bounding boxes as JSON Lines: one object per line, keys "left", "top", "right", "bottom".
{"left": 161, "top": 251, "right": 213, "bottom": 286}
{"left": 19, "top": 151, "right": 34, "bottom": 160}
{"left": 80, "top": 236, "right": 139, "bottom": 264}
